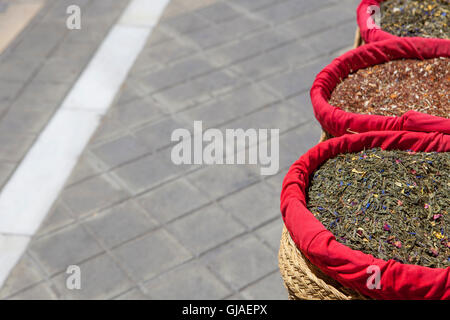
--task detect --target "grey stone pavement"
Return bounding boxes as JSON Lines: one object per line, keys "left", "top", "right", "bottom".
{"left": 0, "top": 0, "right": 359, "bottom": 299}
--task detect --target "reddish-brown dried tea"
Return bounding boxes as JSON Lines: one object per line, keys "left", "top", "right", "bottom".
{"left": 329, "top": 57, "right": 449, "bottom": 118}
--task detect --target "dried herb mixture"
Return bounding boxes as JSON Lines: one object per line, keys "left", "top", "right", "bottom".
{"left": 329, "top": 57, "right": 449, "bottom": 118}
{"left": 381, "top": 0, "right": 449, "bottom": 39}
{"left": 307, "top": 148, "right": 449, "bottom": 268}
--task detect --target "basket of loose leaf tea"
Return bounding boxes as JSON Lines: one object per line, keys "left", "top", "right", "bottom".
{"left": 357, "top": 0, "right": 449, "bottom": 43}
{"left": 278, "top": 130, "right": 450, "bottom": 300}
{"left": 310, "top": 37, "right": 450, "bottom": 138}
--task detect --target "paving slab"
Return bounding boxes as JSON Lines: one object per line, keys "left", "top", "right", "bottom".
{"left": 137, "top": 177, "right": 211, "bottom": 224}
{"left": 241, "top": 271, "right": 287, "bottom": 300}
{"left": 144, "top": 261, "right": 231, "bottom": 299}
{"left": 51, "top": 253, "right": 133, "bottom": 300}
{"left": 0, "top": 0, "right": 132, "bottom": 196}
{"left": 29, "top": 223, "right": 103, "bottom": 276}
{"left": 167, "top": 204, "right": 245, "bottom": 255}
{"left": 111, "top": 228, "right": 192, "bottom": 282}
{"left": 82, "top": 200, "right": 158, "bottom": 249}
{"left": 219, "top": 182, "right": 280, "bottom": 229}
{"left": 1, "top": 0, "right": 361, "bottom": 300}
{"left": 7, "top": 281, "right": 57, "bottom": 300}
{"left": 200, "top": 235, "right": 277, "bottom": 291}
{"left": 0, "top": 254, "right": 44, "bottom": 299}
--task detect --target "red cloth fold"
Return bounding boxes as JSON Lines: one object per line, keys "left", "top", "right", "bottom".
{"left": 357, "top": 0, "right": 450, "bottom": 43}
{"left": 310, "top": 37, "right": 450, "bottom": 137}
{"left": 280, "top": 131, "right": 450, "bottom": 300}
{"left": 357, "top": 0, "right": 397, "bottom": 43}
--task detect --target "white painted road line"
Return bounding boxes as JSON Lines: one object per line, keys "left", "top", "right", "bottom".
{"left": 62, "top": 25, "right": 151, "bottom": 113}
{"left": 0, "top": 110, "right": 102, "bottom": 235}
{"left": 0, "top": 0, "right": 170, "bottom": 288}
{"left": 120, "top": 0, "right": 169, "bottom": 28}
{"left": 0, "top": 235, "right": 30, "bottom": 282}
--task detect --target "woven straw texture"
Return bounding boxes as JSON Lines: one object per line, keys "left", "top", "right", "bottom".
{"left": 278, "top": 226, "right": 368, "bottom": 300}
{"left": 278, "top": 92, "right": 370, "bottom": 299}
{"left": 277, "top": 131, "right": 367, "bottom": 300}
{"left": 354, "top": 27, "right": 364, "bottom": 48}
{"left": 277, "top": 27, "right": 370, "bottom": 300}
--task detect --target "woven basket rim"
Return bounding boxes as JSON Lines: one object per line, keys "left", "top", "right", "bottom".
{"left": 356, "top": 0, "right": 399, "bottom": 44}
{"left": 280, "top": 130, "right": 450, "bottom": 299}
{"left": 278, "top": 130, "right": 366, "bottom": 300}
{"left": 314, "top": 37, "right": 450, "bottom": 109}
{"left": 310, "top": 37, "right": 450, "bottom": 137}
{"left": 279, "top": 225, "right": 369, "bottom": 300}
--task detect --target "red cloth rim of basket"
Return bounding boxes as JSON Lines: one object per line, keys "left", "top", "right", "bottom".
{"left": 280, "top": 130, "right": 450, "bottom": 300}
{"left": 357, "top": 0, "right": 398, "bottom": 43}
{"left": 356, "top": 0, "right": 449, "bottom": 43}
{"left": 310, "top": 37, "right": 450, "bottom": 137}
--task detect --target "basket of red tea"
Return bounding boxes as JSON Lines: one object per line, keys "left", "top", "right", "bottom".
{"left": 357, "top": 0, "right": 449, "bottom": 43}
{"left": 278, "top": 130, "right": 450, "bottom": 300}
{"left": 311, "top": 37, "right": 450, "bottom": 138}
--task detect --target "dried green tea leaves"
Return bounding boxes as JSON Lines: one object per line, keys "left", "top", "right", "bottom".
{"left": 329, "top": 57, "right": 449, "bottom": 118}
{"left": 381, "top": 0, "right": 449, "bottom": 39}
{"left": 307, "top": 148, "right": 449, "bottom": 268}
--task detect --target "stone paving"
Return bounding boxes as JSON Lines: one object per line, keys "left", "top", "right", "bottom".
{"left": 0, "top": 0, "right": 129, "bottom": 188}
{"left": 0, "top": 0, "right": 360, "bottom": 299}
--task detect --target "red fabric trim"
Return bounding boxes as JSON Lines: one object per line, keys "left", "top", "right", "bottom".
{"left": 357, "top": 0, "right": 450, "bottom": 43}
{"left": 280, "top": 131, "right": 450, "bottom": 300}
{"left": 357, "top": 0, "right": 397, "bottom": 43}
{"left": 310, "top": 38, "right": 450, "bottom": 137}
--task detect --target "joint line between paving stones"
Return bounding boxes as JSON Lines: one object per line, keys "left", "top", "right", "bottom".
{"left": 62, "top": 112, "right": 313, "bottom": 205}
{"left": 0, "top": 0, "right": 170, "bottom": 290}
{"left": 94, "top": 15, "right": 356, "bottom": 152}
{"left": 0, "top": 0, "right": 93, "bottom": 122}
{"left": 38, "top": 187, "right": 281, "bottom": 299}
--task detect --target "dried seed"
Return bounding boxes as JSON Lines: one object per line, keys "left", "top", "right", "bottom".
{"left": 329, "top": 58, "right": 449, "bottom": 118}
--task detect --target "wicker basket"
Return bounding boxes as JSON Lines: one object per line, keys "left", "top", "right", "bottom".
{"left": 278, "top": 129, "right": 370, "bottom": 300}
{"left": 278, "top": 226, "right": 368, "bottom": 300}
{"left": 278, "top": 27, "right": 372, "bottom": 300}
{"left": 354, "top": 27, "right": 364, "bottom": 48}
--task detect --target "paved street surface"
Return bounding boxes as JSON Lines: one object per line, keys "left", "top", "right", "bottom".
{"left": 0, "top": 0, "right": 359, "bottom": 299}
